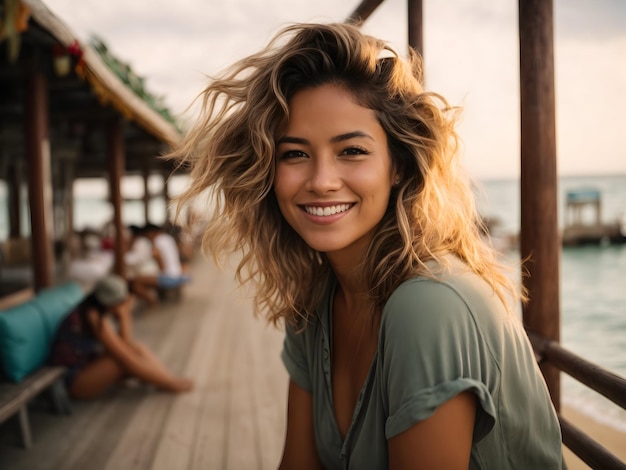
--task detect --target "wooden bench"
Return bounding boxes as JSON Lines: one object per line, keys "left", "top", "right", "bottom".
{"left": 0, "top": 366, "right": 71, "bottom": 448}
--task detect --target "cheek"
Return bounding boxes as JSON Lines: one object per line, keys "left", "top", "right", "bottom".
{"left": 273, "top": 168, "right": 296, "bottom": 208}
{"left": 273, "top": 167, "right": 287, "bottom": 195}
{"left": 351, "top": 168, "right": 393, "bottom": 197}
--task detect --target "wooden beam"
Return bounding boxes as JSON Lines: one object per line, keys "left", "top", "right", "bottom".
{"left": 24, "top": 63, "right": 54, "bottom": 290}
{"left": 408, "top": 0, "right": 424, "bottom": 59}
{"left": 518, "top": 0, "right": 561, "bottom": 409}
{"left": 346, "top": 0, "right": 385, "bottom": 26}
{"left": 48, "top": 107, "right": 118, "bottom": 122}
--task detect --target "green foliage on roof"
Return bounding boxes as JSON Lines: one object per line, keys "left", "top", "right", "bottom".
{"left": 89, "top": 35, "right": 180, "bottom": 131}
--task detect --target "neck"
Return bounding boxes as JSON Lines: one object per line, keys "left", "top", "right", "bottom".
{"left": 325, "top": 234, "right": 375, "bottom": 314}
{"left": 328, "top": 257, "right": 369, "bottom": 316}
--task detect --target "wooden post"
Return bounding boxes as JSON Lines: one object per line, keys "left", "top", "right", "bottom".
{"left": 107, "top": 119, "right": 126, "bottom": 277}
{"left": 408, "top": 0, "right": 424, "bottom": 60}
{"left": 519, "top": 0, "right": 561, "bottom": 410}
{"left": 7, "top": 161, "right": 22, "bottom": 238}
{"left": 24, "top": 63, "right": 54, "bottom": 290}
{"left": 66, "top": 163, "right": 75, "bottom": 247}
{"left": 163, "top": 174, "right": 170, "bottom": 224}
{"left": 61, "top": 160, "right": 75, "bottom": 275}
{"left": 143, "top": 158, "right": 151, "bottom": 225}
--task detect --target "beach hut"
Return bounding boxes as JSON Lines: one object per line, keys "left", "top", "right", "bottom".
{"left": 562, "top": 188, "right": 626, "bottom": 246}
{"left": 0, "top": 0, "right": 182, "bottom": 299}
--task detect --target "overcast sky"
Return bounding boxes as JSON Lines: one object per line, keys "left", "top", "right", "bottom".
{"left": 44, "top": 0, "right": 626, "bottom": 180}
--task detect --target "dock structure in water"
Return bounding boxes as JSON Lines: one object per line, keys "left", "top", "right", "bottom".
{"left": 562, "top": 189, "right": 626, "bottom": 246}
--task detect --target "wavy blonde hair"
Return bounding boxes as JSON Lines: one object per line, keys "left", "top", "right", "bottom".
{"left": 171, "top": 22, "right": 524, "bottom": 326}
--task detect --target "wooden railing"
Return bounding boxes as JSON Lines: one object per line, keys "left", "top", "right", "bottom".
{"left": 528, "top": 332, "right": 626, "bottom": 469}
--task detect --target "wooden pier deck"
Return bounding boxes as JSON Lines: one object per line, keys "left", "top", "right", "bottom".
{"left": 1, "top": 257, "right": 624, "bottom": 469}
{"left": 0, "top": 258, "right": 288, "bottom": 469}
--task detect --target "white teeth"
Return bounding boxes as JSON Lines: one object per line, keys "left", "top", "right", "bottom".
{"left": 304, "top": 204, "right": 352, "bottom": 217}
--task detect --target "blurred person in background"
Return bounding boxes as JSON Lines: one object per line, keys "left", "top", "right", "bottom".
{"left": 49, "top": 274, "right": 193, "bottom": 399}
{"left": 125, "top": 224, "right": 191, "bottom": 305}
{"left": 125, "top": 225, "right": 160, "bottom": 307}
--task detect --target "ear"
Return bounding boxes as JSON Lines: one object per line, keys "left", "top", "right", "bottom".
{"left": 389, "top": 157, "right": 401, "bottom": 184}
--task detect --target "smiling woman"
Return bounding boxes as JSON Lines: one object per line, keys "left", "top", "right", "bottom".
{"left": 171, "top": 22, "right": 564, "bottom": 469}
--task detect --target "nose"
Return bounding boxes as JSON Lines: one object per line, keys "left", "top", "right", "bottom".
{"left": 305, "top": 156, "right": 342, "bottom": 195}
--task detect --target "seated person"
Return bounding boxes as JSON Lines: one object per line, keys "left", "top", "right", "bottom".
{"left": 165, "top": 223, "right": 195, "bottom": 272}
{"left": 49, "top": 274, "right": 193, "bottom": 399}
{"left": 125, "top": 225, "right": 160, "bottom": 306}
{"left": 130, "top": 224, "right": 191, "bottom": 300}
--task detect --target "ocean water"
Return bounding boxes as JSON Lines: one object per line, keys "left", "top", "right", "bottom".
{"left": 1, "top": 174, "right": 625, "bottom": 431}
{"left": 69, "top": 197, "right": 169, "bottom": 231}
{"left": 477, "top": 174, "right": 626, "bottom": 432}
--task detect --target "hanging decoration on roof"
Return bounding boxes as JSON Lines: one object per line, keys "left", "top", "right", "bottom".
{"left": 89, "top": 35, "right": 178, "bottom": 128}
{"left": 0, "top": 0, "right": 31, "bottom": 63}
{"left": 52, "top": 39, "right": 83, "bottom": 76}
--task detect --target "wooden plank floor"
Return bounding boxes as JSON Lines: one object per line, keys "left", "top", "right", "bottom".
{"left": 0, "top": 258, "right": 288, "bottom": 469}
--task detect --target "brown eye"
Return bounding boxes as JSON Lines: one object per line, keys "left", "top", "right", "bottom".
{"left": 280, "top": 150, "right": 308, "bottom": 160}
{"left": 341, "top": 146, "right": 370, "bottom": 156}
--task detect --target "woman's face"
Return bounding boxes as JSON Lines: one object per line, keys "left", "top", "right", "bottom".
{"left": 274, "top": 83, "right": 396, "bottom": 262}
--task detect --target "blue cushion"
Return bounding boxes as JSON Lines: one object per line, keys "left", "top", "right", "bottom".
{"left": 32, "top": 282, "right": 84, "bottom": 337}
{"left": 0, "top": 301, "right": 49, "bottom": 383}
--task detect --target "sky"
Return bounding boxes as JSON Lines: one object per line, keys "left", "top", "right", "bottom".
{"left": 44, "top": 0, "right": 626, "bottom": 180}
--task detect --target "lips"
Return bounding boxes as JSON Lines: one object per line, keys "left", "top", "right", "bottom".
{"left": 302, "top": 203, "right": 353, "bottom": 217}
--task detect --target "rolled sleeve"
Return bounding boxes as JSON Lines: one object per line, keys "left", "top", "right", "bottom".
{"left": 380, "top": 279, "right": 498, "bottom": 442}
{"left": 386, "top": 377, "right": 496, "bottom": 441}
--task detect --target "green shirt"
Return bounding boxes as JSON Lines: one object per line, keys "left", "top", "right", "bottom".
{"left": 282, "top": 260, "right": 563, "bottom": 469}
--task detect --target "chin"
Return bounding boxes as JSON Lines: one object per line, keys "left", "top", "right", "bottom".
{"left": 300, "top": 237, "right": 344, "bottom": 254}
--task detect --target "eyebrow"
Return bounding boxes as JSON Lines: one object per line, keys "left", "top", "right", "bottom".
{"left": 277, "top": 131, "right": 374, "bottom": 146}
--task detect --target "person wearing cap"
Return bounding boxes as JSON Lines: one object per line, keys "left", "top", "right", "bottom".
{"left": 49, "top": 274, "right": 193, "bottom": 399}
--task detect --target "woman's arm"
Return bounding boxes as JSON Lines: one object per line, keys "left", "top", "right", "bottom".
{"left": 112, "top": 297, "right": 135, "bottom": 342}
{"left": 388, "top": 391, "right": 476, "bottom": 469}
{"left": 279, "top": 380, "right": 324, "bottom": 470}
{"left": 87, "top": 311, "right": 189, "bottom": 392}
